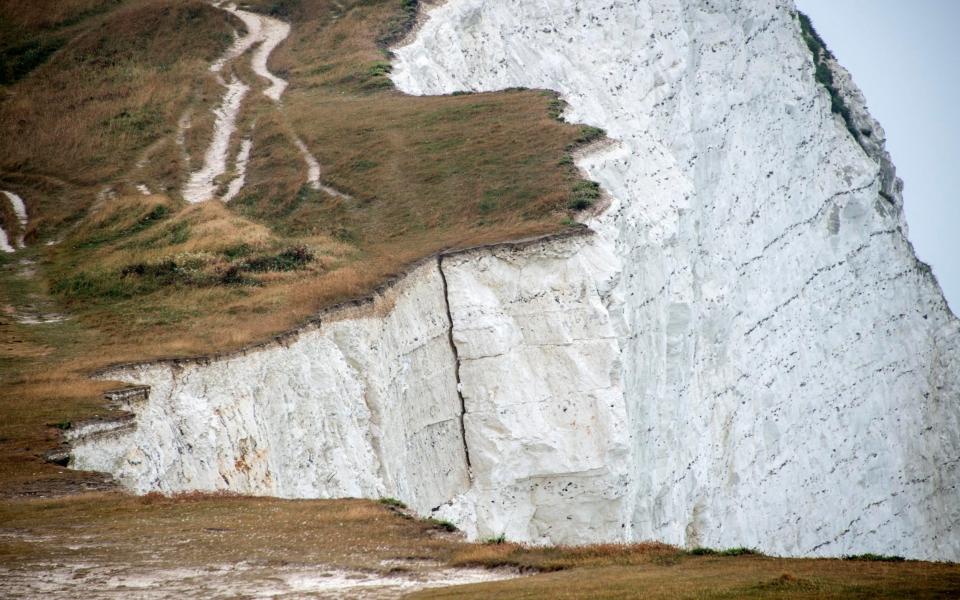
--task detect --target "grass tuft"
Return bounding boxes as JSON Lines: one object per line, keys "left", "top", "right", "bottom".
{"left": 797, "top": 11, "right": 860, "bottom": 141}
{"left": 574, "top": 125, "right": 605, "bottom": 145}
{"left": 750, "top": 572, "right": 821, "bottom": 592}
{"left": 376, "top": 0, "right": 419, "bottom": 49}
{"left": 843, "top": 553, "right": 906, "bottom": 562}
{"left": 451, "top": 541, "right": 681, "bottom": 573}
{"left": 426, "top": 518, "right": 458, "bottom": 532}
{"left": 568, "top": 180, "right": 601, "bottom": 210}
{"left": 377, "top": 497, "right": 407, "bottom": 509}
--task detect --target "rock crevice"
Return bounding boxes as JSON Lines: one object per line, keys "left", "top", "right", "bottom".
{"left": 438, "top": 255, "right": 473, "bottom": 476}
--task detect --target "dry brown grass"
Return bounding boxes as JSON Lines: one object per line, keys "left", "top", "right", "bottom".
{"left": 450, "top": 541, "right": 682, "bottom": 573}
{"left": 0, "top": 493, "right": 956, "bottom": 598}
{"left": 413, "top": 558, "right": 960, "bottom": 599}
{"left": 0, "top": 494, "right": 465, "bottom": 569}
{"left": 0, "top": 0, "right": 120, "bottom": 29}
{"left": 0, "top": 0, "right": 233, "bottom": 231}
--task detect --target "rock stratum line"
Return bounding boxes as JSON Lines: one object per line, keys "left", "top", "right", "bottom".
{"left": 71, "top": 0, "right": 959, "bottom": 561}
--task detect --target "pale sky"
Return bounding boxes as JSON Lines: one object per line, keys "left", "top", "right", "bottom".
{"left": 795, "top": 0, "right": 959, "bottom": 313}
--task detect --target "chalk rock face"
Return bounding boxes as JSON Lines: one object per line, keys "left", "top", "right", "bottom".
{"left": 72, "top": 263, "right": 471, "bottom": 515}
{"left": 440, "top": 236, "right": 633, "bottom": 543}
{"left": 72, "top": 0, "right": 960, "bottom": 561}
{"left": 394, "top": 0, "right": 960, "bottom": 559}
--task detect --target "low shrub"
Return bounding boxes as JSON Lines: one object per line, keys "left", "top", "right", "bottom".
{"left": 719, "top": 547, "right": 759, "bottom": 556}
{"left": 0, "top": 37, "right": 66, "bottom": 85}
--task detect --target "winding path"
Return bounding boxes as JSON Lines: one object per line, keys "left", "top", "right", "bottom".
{"left": 184, "top": 2, "right": 339, "bottom": 204}
{"left": 0, "top": 225, "right": 13, "bottom": 253}
{"left": 1, "top": 190, "right": 28, "bottom": 251}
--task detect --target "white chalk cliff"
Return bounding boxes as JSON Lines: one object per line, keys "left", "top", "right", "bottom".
{"left": 71, "top": 0, "right": 960, "bottom": 561}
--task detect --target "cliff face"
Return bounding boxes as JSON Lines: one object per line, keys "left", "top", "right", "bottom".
{"left": 72, "top": 0, "right": 960, "bottom": 560}
{"left": 74, "top": 262, "right": 471, "bottom": 515}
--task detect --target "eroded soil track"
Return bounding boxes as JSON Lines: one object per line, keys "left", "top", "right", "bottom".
{"left": 183, "top": 1, "right": 343, "bottom": 204}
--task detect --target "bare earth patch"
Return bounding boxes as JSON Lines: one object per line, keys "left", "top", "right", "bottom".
{"left": 0, "top": 560, "right": 519, "bottom": 599}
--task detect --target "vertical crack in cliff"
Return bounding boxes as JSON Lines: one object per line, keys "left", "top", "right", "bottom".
{"left": 437, "top": 255, "right": 473, "bottom": 478}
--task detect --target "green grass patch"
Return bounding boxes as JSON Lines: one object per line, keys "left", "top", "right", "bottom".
{"left": 568, "top": 180, "right": 601, "bottom": 211}
{"left": 377, "top": 0, "right": 419, "bottom": 49}
{"left": 0, "top": 37, "right": 65, "bottom": 85}
{"left": 843, "top": 553, "right": 906, "bottom": 562}
{"left": 332, "top": 227, "right": 358, "bottom": 245}
{"left": 75, "top": 204, "right": 170, "bottom": 250}
{"left": 54, "top": 246, "right": 315, "bottom": 301}
{"left": 378, "top": 497, "right": 407, "bottom": 509}
{"left": 479, "top": 190, "right": 501, "bottom": 215}
{"left": 688, "top": 547, "right": 760, "bottom": 557}
{"left": 103, "top": 105, "right": 163, "bottom": 136}
{"left": 573, "top": 125, "right": 605, "bottom": 146}
{"left": 366, "top": 61, "right": 392, "bottom": 77}
{"left": 221, "top": 243, "right": 253, "bottom": 261}
{"left": 546, "top": 93, "right": 567, "bottom": 121}
{"left": 350, "top": 159, "right": 378, "bottom": 172}
{"left": 426, "top": 518, "right": 459, "bottom": 532}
